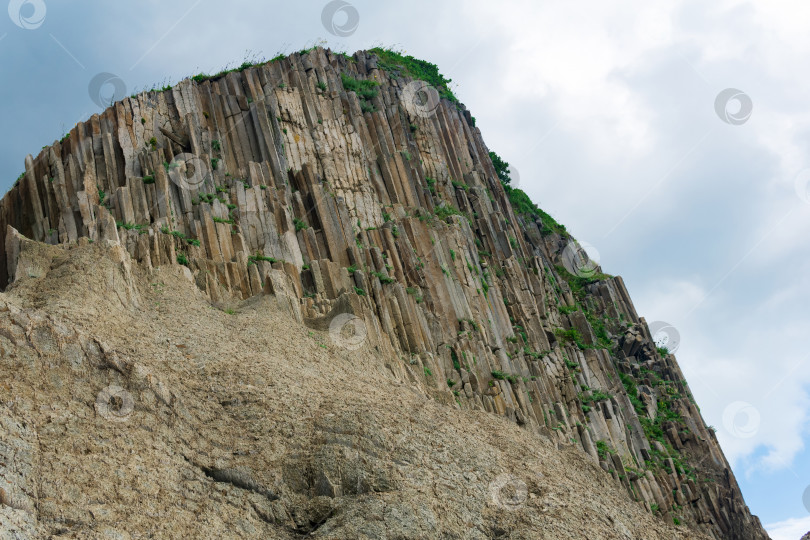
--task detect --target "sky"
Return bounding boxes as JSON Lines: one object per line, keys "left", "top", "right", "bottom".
{"left": 0, "top": 0, "right": 808, "bottom": 536}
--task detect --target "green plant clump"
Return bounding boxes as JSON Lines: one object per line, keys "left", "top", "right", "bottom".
{"left": 555, "top": 327, "right": 586, "bottom": 349}
{"left": 581, "top": 389, "right": 612, "bottom": 404}
{"left": 451, "top": 179, "right": 468, "bottom": 191}
{"left": 507, "top": 185, "right": 567, "bottom": 237}
{"left": 371, "top": 271, "right": 396, "bottom": 284}
{"left": 595, "top": 440, "right": 613, "bottom": 461}
{"left": 293, "top": 217, "right": 308, "bottom": 232}
{"left": 425, "top": 176, "right": 436, "bottom": 194}
{"left": 555, "top": 265, "right": 613, "bottom": 300}
{"left": 434, "top": 204, "right": 467, "bottom": 223}
{"left": 491, "top": 370, "right": 519, "bottom": 384}
{"left": 116, "top": 221, "right": 146, "bottom": 231}
{"left": 248, "top": 252, "right": 278, "bottom": 264}
{"left": 341, "top": 73, "right": 380, "bottom": 112}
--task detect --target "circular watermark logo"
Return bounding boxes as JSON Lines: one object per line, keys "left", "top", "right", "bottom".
{"left": 328, "top": 313, "right": 368, "bottom": 350}
{"left": 714, "top": 88, "right": 753, "bottom": 126}
{"left": 508, "top": 164, "right": 521, "bottom": 189}
{"left": 96, "top": 385, "right": 134, "bottom": 422}
{"left": 168, "top": 153, "right": 211, "bottom": 191}
{"left": 721, "top": 401, "right": 760, "bottom": 439}
{"left": 803, "top": 485, "right": 810, "bottom": 514}
{"left": 488, "top": 473, "right": 527, "bottom": 511}
{"left": 88, "top": 72, "right": 127, "bottom": 108}
{"left": 794, "top": 169, "right": 810, "bottom": 205}
{"left": 561, "top": 240, "right": 600, "bottom": 278}
{"left": 8, "top": 0, "right": 46, "bottom": 29}
{"left": 321, "top": 0, "right": 359, "bottom": 37}
{"left": 402, "top": 80, "right": 440, "bottom": 119}
{"left": 648, "top": 321, "right": 680, "bottom": 353}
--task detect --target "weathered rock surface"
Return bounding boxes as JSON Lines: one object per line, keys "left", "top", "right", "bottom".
{"left": 0, "top": 47, "right": 768, "bottom": 539}
{"left": 0, "top": 241, "right": 712, "bottom": 539}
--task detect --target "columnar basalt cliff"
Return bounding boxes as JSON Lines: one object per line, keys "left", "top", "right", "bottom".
{"left": 0, "top": 47, "right": 768, "bottom": 538}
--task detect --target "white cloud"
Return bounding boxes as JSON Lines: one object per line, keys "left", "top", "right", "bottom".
{"left": 459, "top": 0, "right": 810, "bottom": 504}
{"left": 766, "top": 516, "right": 810, "bottom": 540}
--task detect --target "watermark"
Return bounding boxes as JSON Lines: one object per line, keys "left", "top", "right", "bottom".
{"left": 168, "top": 153, "right": 211, "bottom": 191}
{"left": 8, "top": 0, "right": 46, "bottom": 30}
{"left": 95, "top": 385, "right": 134, "bottom": 422}
{"left": 721, "top": 401, "right": 760, "bottom": 439}
{"left": 321, "top": 0, "right": 359, "bottom": 37}
{"left": 794, "top": 169, "right": 810, "bottom": 205}
{"left": 561, "top": 240, "right": 600, "bottom": 278}
{"left": 648, "top": 321, "right": 680, "bottom": 353}
{"left": 328, "top": 313, "right": 368, "bottom": 350}
{"left": 509, "top": 164, "right": 521, "bottom": 189}
{"left": 803, "top": 484, "right": 810, "bottom": 514}
{"left": 714, "top": 88, "right": 753, "bottom": 125}
{"left": 88, "top": 72, "right": 127, "bottom": 109}
{"left": 401, "top": 80, "right": 440, "bottom": 120}
{"left": 488, "top": 473, "right": 527, "bottom": 511}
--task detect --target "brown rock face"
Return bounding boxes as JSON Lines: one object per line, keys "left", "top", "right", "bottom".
{"left": 0, "top": 47, "right": 769, "bottom": 539}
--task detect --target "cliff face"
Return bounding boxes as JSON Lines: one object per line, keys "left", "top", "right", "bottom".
{"left": 0, "top": 47, "right": 768, "bottom": 539}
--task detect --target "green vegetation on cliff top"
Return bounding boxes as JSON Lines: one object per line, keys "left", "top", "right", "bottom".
{"left": 488, "top": 150, "right": 568, "bottom": 238}
{"left": 369, "top": 47, "right": 458, "bottom": 103}
{"left": 184, "top": 46, "right": 458, "bottom": 103}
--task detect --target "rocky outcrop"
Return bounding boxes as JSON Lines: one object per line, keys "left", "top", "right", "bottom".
{"left": 0, "top": 47, "right": 768, "bottom": 539}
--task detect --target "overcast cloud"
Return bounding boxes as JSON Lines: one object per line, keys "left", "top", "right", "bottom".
{"left": 0, "top": 0, "right": 807, "bottom": 534}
